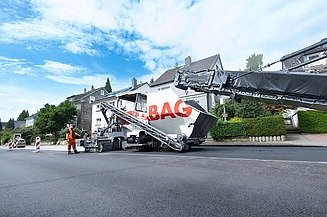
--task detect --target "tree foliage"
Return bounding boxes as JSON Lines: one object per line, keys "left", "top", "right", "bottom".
{"left": 212, "top": 99, "right": 271, "bottom": 121}
{"left": 104, "top": 77, "right": 112, "bottom": 93}
{"left": 6, "top": 118, "right": 15, "bottom": 129}
{"left": 246, "top": 53, "right": 263, "bottom": 71}
{"left": 0, "top": 130, "right": 12, "bottom": 144}
{"left": 0, "top": 121, "right": 2, "bottom": 131}
{"left": 17, "top": 110, "right": 29, "bottom": 121}
{"left": 34, "top": 100, "right": 77, "bottom": 136}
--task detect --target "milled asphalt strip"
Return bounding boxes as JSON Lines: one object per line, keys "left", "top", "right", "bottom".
{"left": 99, "top": 152, "right": 327, "bottom": 165}
{"left": 2, "top": 147, "right": 326, "bottom": 165}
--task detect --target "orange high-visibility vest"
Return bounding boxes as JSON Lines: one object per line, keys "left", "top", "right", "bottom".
{"left": 66, "top": 128, "right": 75, "bottom": 141}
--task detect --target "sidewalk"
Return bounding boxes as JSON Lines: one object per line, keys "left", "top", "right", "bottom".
{"left": 203, "top": 133, "right": 327, "bottom": 147}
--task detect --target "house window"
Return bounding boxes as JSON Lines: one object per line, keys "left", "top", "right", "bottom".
{"left": 89, "top": 96, "right": 95, "bottom": 103}
{"left": 101, "top": 90, "right": 105, "bottom": 95}
{"left": 96, "top": 104, "right": 101, "bottom": 112}
{"left": 109, "top": 101, "right": 115, "bottom": 106}
{"left": 96, "top": 118, "right": 101, "bottom": 126}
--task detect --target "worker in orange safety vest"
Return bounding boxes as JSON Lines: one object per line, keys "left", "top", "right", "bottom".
{"left": 66, "top": 124, "right": 79, "bottom": 155}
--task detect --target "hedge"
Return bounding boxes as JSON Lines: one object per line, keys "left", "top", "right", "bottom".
{"left": 245, "top": 115, "right": 286, "bottom": 137}
{"left": 210, "top": 122, "right": 246, "bottom": 139}
{"left": 210, "top": 115, "right": 285, "bottom": 140}
{"left": 298, "top": 110, "right": 327, "bottom": 133}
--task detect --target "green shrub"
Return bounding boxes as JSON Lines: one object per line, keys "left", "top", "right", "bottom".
{"left": 210, "top": 115, "right": 285, "bottom": 140}
{"left": 229, "top": 117, "right": 242, "bottom": 123}
{"left": 0, "top": 130, "right": 12, "bottom": 145}
{"left": 210, "top": 121, "right": 246, "bottom": 140}
{"left": 245, "top": 115, "right": 285, "bottom": 137}
{"left": 298, "top": 110, "right": 327, "bottom": 133}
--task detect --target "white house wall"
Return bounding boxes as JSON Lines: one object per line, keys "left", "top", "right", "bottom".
{"left": 91, "top": 83, "right": 150, "bottom": 133}
{"left": 91, "top": 98, "right": 119, "bottom": 133}
{"left": 25, "top": 119, "right": 34, "bottom": 127}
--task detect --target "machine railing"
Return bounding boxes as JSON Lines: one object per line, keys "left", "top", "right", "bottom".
{"left": 100, "top": 102, "right": 184, "bottom": 151}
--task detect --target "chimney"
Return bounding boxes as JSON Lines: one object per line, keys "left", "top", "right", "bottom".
{"left": 131, "top": 78, "right": 137, "bottom": 89}
{"left": 185, "top": 56, "right": 191, "bottom": 67}
{"left": 84, "top": 88, "right": 87, "bottom": 93}
{"left": 91, "top": 85, "right": 94, "bottom": 91}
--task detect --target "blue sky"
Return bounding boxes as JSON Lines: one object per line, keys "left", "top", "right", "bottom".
{"left": 0, "top": 0, "right": 326, "bottom": 122}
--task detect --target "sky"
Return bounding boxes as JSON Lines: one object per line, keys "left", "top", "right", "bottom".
{"left": 0, "top": 0, "right": 326, "bottom": 122}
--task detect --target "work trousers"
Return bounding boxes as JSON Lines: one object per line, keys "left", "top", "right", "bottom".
{"left": 67, "top": 140, "right": 75, "bottom": 152}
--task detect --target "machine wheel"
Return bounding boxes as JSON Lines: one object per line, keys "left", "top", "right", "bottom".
{"left": 182, "top": 144, "right": 191, "bottom": 151}
{"left": 112, "top": 138, "right": 122, "bottom": 150}
{"left": 98, "top": 143, "right": 103, "bottom": 153}
{"left": 84, "top": 147, "right": 90, "bottom": 153}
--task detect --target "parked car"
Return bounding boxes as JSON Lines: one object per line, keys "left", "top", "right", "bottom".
{"left": 12, "top": 134, "right": 26, "bottom": 148}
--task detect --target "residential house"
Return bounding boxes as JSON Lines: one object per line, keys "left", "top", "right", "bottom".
{"left": 25, "top": 113, "right": 38, "bottom": 127}
{"left": 150, "top": 54, "right": 224, "bottom": 111}
{"left": 91, "top": 79, "right": 150, "bottom": 133}
{"left": 67, "top": 86, "right": 108, "bottom": 132}
{"left": 281, "top": 38, "right": 327, "bottom": 73}
{"left": 14, "top": 121, "right": 26, "bottom": 129}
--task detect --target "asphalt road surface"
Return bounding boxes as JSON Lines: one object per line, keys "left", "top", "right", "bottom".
{"left": 1, "top": 146, "right": 326, "bottom": 217}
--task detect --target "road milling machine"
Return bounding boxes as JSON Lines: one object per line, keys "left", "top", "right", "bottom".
{"left": 88, "top": 38, "right": 327, "bottom": 152}
{"left": 91, "top": 88, "right": 217, "bottom": 152}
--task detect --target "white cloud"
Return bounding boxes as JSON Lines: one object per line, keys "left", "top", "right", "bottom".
{"left": 40, "top": 60, "right": 85, "bottom": 75}
{"left": 14, "top": 67, "right": 34, "bottom": 76}
{"left": 45, "top": 73, "right": 129, "bottom": 90}
{"left": 0, "top": 56, "right": 34, "bottom": 76}
{"left": 64, "top": 42, "right": 100, "bottom": 56}
{"left": 1, "top": 0, "right": 326, "bottom": 75}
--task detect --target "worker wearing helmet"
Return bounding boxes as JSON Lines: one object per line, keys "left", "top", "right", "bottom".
{"left": 66, "top": 124, "right": 79, "bottom": 155}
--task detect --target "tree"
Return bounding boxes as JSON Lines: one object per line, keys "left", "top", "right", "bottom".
{"left": 17, "top": 110, "right": 29, "bottom": 121}
{"left": 150, "top": 78, "right": 154, "bottom": 84}
{"left": 6, "top": 118, "right": 15, "bottom": 129}
{"left": 34, "top": 100, "right": 77, "bottom": 136}
{"left": 246, "top": 53, "right": 263, "bottom": 71}
{"left": 212, "top": 99, "right": 271, "bottom": 121}
{"left": 0, "top": 120, "right": 2, "bottom": 131}
{"left": 104, "top": 78, "right": 112, "bottom": 93}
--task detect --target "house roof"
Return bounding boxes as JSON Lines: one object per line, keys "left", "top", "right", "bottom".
{"left": 25, "top": 113, "right": 38, "bottom": 120}
{"left": 130, "top": 82, "right": 149, "bottom": 91}
{"left": 150, "top": 54, "right": 222, "bottom": 87}
{"left": 93, "top": 87, "right": 132, "bottom": 103}
{"left": 92, "top": 82, "right": 150, "bottom": 104}
{"left": 280, "top": 38, "right": 327, "bottom": 62}
{"left": 67, "top": 87, "right": 108, "bottom": 102}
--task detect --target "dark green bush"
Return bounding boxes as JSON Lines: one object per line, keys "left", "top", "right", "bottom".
{"left": 245, "top": 115, "right": 286, "bottom": 137}
{"left": 0, "top": 130, "right": 13, "bottom": 144}
{"left": 210, "top": 121, "right": 246, "bottom": 139}
{"left": 298, "top": 110, "right": 327, "bottom": 133}
{"left": 210, "top": 115, "right": 285, "bottom": 140}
